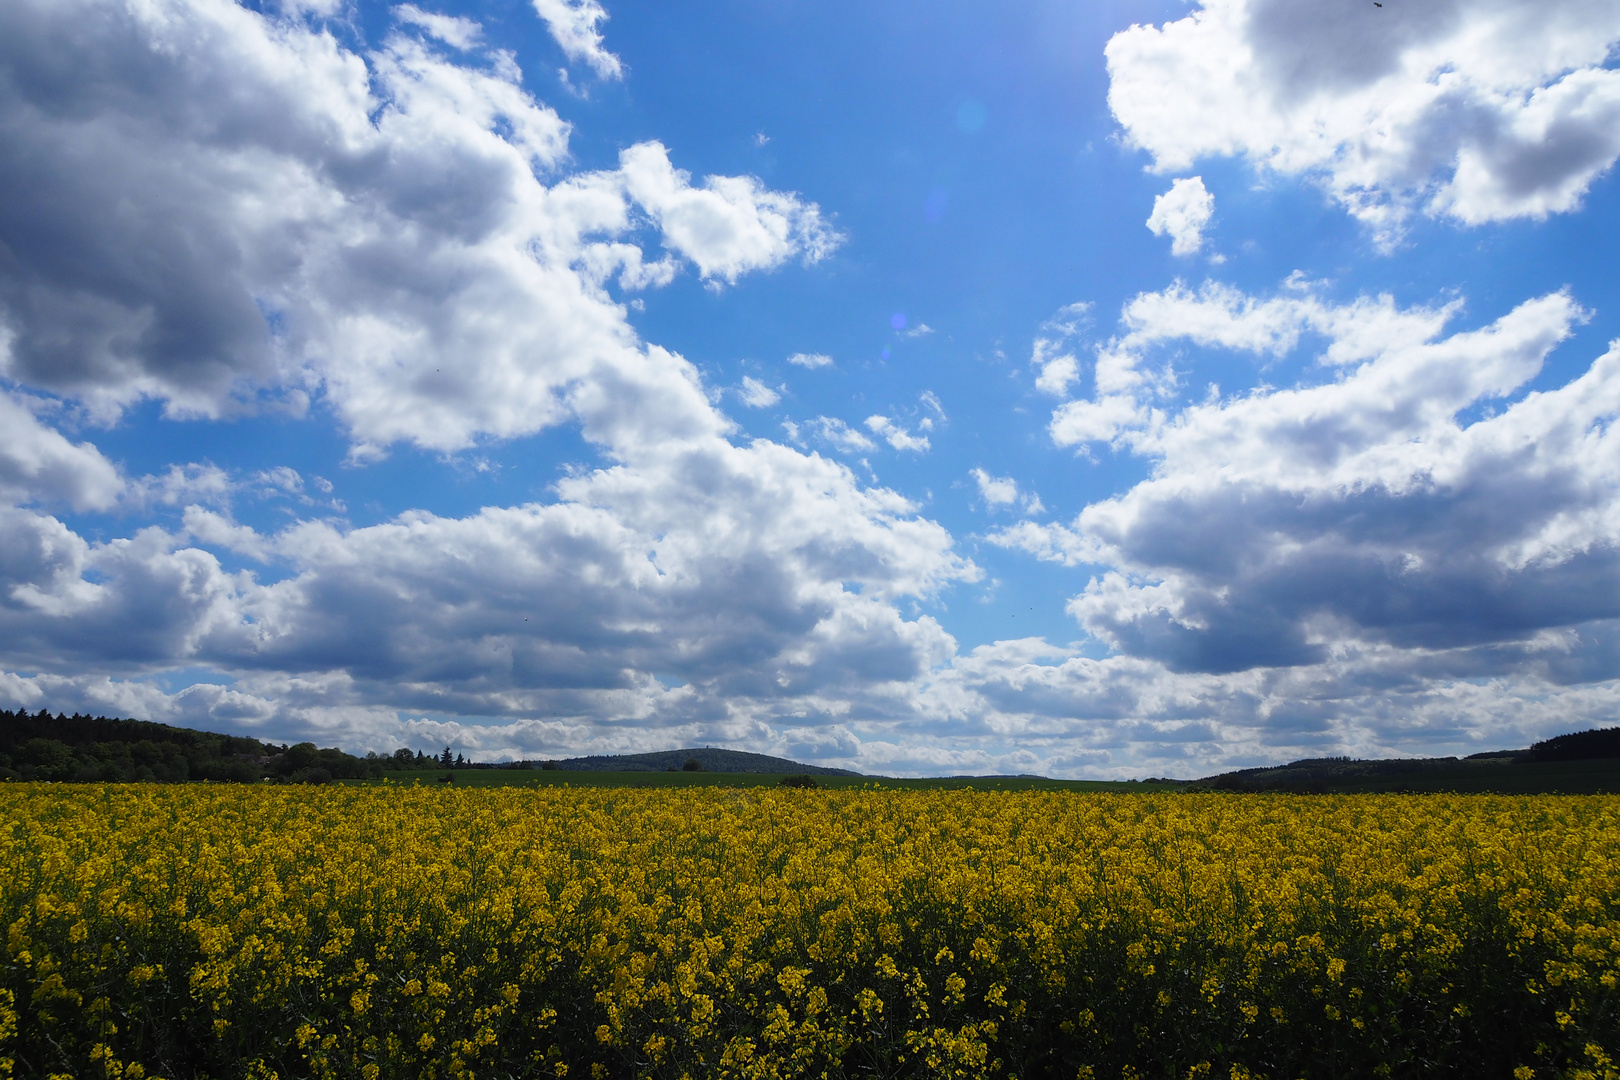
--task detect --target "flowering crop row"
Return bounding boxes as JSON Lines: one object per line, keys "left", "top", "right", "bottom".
{"left": 2, "top": 785, "right": 1618, "bottom": 1079}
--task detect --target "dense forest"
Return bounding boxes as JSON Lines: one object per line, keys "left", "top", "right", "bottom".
{"left": 1524, "top": 725, "right": 1620, "bottom": 761}
{"left": 0, "top": 709, "right": 386, "bottom": 783}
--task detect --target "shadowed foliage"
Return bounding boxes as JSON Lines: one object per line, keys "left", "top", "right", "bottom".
{"left": 0, "top": 709, "right": 379, "bottom": 783}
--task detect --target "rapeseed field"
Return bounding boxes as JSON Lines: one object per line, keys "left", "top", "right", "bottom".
{"left": 2, "top": 786, "right": 1617, "bottom": 1080}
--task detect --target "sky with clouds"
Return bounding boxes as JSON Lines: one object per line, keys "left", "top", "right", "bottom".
{"left": 1, "top": 0, "right": 1618, "bottom": 777}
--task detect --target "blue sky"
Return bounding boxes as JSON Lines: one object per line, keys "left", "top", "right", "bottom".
{"left": 2, "top": 0, "right": 1619, "bottom": 776}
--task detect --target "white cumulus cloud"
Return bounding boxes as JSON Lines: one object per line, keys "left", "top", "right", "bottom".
{"left": 973, "top": 469, "right": 1019, "bottom": 506}
{"left": 970, "top": 469, "right": 1044, "bottom": 516}
{"left": 1032, "top": 302, "right": 1091, "bottom": 397}
{"left": 0, "top": 0, "right": 984, "bottom": 768}
{"left": 1003, "top": 278, "right": 1620, "bottom": 691}
{"left": 531, "top": 0, "right": 623, "bottom": 79}
{"left": 737, "top": 376, "right": 781, "bottom": 408}
{"left": 0, "top": 394, "right": 122, "bottom": 512}
{"left": 0, "top": 0, "right": 844, "bottom": 455}
{"left": 1146, "top": 176, "right": 1214, "bottom": 256}
{"left": 1107, "top": 0, "right": 1620, "bottom": 240}
{"left": 795, "top": 417, "right": 875, "bottom": 454}
{"left": 395, "top": 3, "right": 483, "bottom": 50}
{"left": 865, "top": 416, "right": 930, "bottom": 453}
{"left": 619, "top": 142, "right": 842, "bottom": 287}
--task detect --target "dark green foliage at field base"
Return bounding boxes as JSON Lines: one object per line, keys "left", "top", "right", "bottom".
{"left": 1195, "top": 730, "right": 1620, "bottom": 794}
{"left": 1528, "top": 725, "right": 1620, "bottom": 762}
{"left": 0, "top": 708, "right": 380, "bottom": 783}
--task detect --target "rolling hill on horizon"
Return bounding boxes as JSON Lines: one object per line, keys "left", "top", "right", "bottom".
{"left": 532, "top": 747, "right": 863, "bottom": 776}
{"left": 7, "top": 707, "right": 1620, "bottom": 791}
{"left": 1189, "top": 727, "right": 1620, "bottom": 794}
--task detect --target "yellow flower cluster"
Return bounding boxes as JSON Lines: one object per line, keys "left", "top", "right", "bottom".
{"left": 3, "top": 785, "right": 1618, "bottom": 1079}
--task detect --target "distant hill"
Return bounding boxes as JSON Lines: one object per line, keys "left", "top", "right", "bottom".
{"left": 1195, "top": 755, "right": 1513, "bottom": 793}
{"left": 0, "top": 709, "right": 860, "bottom": 781}
{"left": 1193, "top": 727, "right": 1620, "bottom": 795}
{"left": 1526, "top": 726, "right": 1620, "bottom": 762}
{"left": 535, "top": 747, "right": 862, "bottom": 777}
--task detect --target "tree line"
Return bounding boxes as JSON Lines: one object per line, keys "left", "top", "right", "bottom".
{"left": 0, "top": 709, "right": 383, "bottom": 784}
{"left": 383, "top": 747, "right": 506, "bottom": 770}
